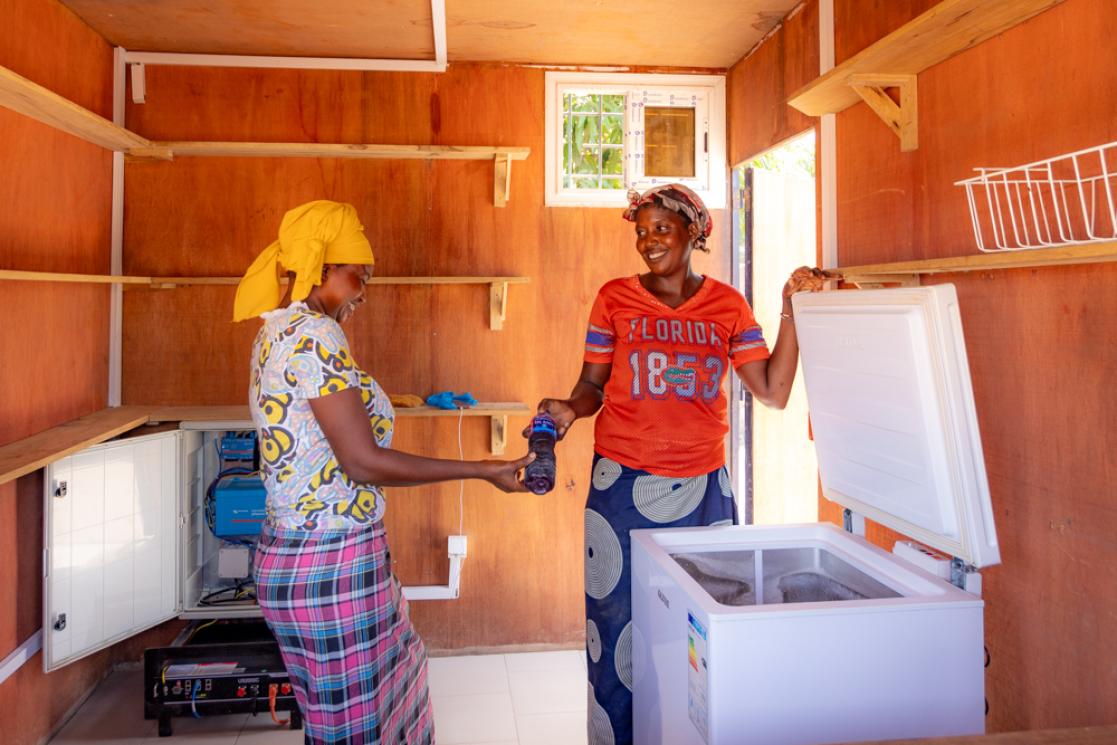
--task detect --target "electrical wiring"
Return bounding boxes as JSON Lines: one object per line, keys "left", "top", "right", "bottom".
{"left": 190, "top": 680, "right": 202, "bottom": 718}
{"left": 185, "top": 619, "right": 218, "bottom": 644}
{"left": 268, "top": 683, "right": 289, "bottom": 726}
{"left": 198, "top": 579, "right": 256, "bottom": 606}
{"left": 457, "top": 405, "right": 465, "bottom": 536}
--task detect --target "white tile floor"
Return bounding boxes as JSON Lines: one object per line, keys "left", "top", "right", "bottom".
{"left": 48, "top": 651, "right": 588, "bottom": 745}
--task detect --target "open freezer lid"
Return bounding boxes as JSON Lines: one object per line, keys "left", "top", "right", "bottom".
{"left": 791, "top": 284, "right": 999, "bottom": 567}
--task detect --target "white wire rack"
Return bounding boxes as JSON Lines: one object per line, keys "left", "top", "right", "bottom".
{"left": 955, "top": 142, "right": 1117, "bottom": 252}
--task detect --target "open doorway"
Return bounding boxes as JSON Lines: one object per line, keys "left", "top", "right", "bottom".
{"left": 732, "top": 129, "right": 819, "bottom": 526}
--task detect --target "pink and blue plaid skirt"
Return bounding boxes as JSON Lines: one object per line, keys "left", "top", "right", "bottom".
{"left": 255, "top": 522, "right": 434, "bottom": 744}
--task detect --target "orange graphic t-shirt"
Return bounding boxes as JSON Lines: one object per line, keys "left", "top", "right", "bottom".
{"left": 583, "top": 276, "right": 770, "bottom": 477}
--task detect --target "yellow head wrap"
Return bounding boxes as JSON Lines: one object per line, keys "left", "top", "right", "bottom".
{"left": 233, "top": 200, "right": 375, "bottom": 321}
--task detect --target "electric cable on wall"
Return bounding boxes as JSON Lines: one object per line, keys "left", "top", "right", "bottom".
{"left": 457, "top": 405, "right": 465, "bottom": 536}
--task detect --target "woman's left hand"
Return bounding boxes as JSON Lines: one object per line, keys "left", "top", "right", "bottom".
{"left": 782, "top": 266, "right": 828, "bottom": 300}
{"left": 480, "top": 452, "right": 536, "bottom": 493}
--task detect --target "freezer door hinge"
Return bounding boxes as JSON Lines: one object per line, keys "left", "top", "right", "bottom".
{"left": 950, "top": 558, "right": 983, "bottom": 596}
{"left": 842, "top": 508, "right": 866, "bottom": 536}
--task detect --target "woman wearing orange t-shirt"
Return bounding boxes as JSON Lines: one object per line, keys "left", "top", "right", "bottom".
{"left": 535, "top": 183, "right": 824, "bottom": 745}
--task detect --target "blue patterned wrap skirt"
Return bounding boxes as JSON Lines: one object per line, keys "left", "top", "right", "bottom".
{"left": 584, "top": 453, "right": 738, "bottom": 745}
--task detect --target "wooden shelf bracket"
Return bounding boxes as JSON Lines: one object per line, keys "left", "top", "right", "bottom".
{"left": 786, "top": 0, "right": 1066, "bottom": 158}
{"left": 848, "top": 74, "right": 918, "bottom": 152}
{"left": 494, "top": 153, "right": 512, "bottom": 207}
{"left": 490, "top": 415, "right": 508, "bottom": 456}
{"left": 490, "top": 281, "right": 510, "bottom": 330}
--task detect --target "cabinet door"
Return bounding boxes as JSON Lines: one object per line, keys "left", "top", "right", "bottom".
{"left": 43, "top": 430, "right": 180, "bottom": 672}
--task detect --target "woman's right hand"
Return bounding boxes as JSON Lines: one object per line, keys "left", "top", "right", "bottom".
{"left": 525, "top": 398, "right": 578, "bottom": 440}
{"left": 480, "top": 452, "right": 535, "bottom": 493}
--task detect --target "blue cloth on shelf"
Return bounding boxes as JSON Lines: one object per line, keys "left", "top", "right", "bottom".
{"left": 452, "top": 392, "right": 478, "bottom": 407}
{"left": 425, "top": 391, "right": 477, "bottom": 410}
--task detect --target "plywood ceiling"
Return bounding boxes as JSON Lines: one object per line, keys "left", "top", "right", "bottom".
{"left": 59, "top": 0, "right": 802, "bottom": 68}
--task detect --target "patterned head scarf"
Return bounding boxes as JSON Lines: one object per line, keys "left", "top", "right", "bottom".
{"left": 233, "top": 200, "right": 375, "bottom": 321}
{"left": 622, "top": 183, "right": 713, "bottom": 252}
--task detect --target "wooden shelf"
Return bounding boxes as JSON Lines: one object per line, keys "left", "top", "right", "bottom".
{"left": 0, "top": 269, "right": 153, "bottom": 285}
{"left": 128, "top": 142, "right": 530, "bottom": 161}
{"left": 149, "top": 403, "right": 531, "bottom": 456}
{"left": 0, "top": 271, "right": 530, "bottom": 329}
{"left": 0, "top": 63, "right": 529, "bottom": 205}
{"left": 149, "top": 403, "right": 530, "bottom": 421}
{"left": 0, "top": 407, "right": 153, "bottom": 485}
{"left": 0, "top": 65, "right": 152, "bottom": 151}
{"left": 787, "top": 0, "right": 1065, "bottom": 149}
{"left": 833, "top": 241, "right": 1117, "bottom": 287}
{"left": 127, "top": 143, "right": 530, "bottom": 207}
{"left": 0, "top": 401, "right": 532, "bottom": 484}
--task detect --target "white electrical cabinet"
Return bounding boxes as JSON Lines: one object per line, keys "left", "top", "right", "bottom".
{"left": 632, "top": 284, "right": 1000, "bottom": 745}
{"left": 43, "top": 423, "right": 263, "bottom": 673}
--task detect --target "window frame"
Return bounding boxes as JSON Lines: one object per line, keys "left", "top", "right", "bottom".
{"left": 544, "top": 71, "right": 727, "bottom": 209}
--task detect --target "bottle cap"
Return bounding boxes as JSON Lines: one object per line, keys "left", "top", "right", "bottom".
{"left": 531, "top": 414, "right": 557, "bottom": 436}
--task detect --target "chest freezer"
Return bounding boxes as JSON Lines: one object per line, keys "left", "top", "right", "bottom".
{"left": 42, "top": 421, "right": 265, "bottom": 673}
{"left": 632, "top": 284, "right": 1000, "bottom": 745}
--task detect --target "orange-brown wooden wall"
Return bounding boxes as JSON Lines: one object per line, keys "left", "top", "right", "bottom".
{"left": 728, "top": 0, "right": 1117, "bottom": 732}
{"left": 0, "top": 2, "right": 185, "bottom": 744}
{"left": 119, "top": 63, "right": 729, "bottom": 650}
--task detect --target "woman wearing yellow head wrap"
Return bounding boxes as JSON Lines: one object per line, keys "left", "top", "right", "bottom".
{"left": 233, "top": 200, "right": 376, "bottom": 322}
{"left": 241, "top": 200, "right": 534, "bottom": 744}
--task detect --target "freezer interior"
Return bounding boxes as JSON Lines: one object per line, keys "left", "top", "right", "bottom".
{"left": 670, "top": 545, "right": 901, "bottom": 606}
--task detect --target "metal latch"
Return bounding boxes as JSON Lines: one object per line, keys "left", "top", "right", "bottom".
{"left": 54, "top": 481, "right": 68, "bottom": 498}
{"left": 53, "top": 613, "right": 67, "bottom": 631}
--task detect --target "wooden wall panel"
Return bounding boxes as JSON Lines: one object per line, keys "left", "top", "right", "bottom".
{"left": 120, "top": 62, "right": 728, "bottom": 649}
{"left": 0, "top": 2, "right": 189, "bottom": 744}
{"left": 829, "top": 0, "right": 1117, "bottom": 733}
{"left": 726, "top": 0, "right": 819, "bottom": 165}
{"left": 833, "top": 0, "right": 940, "bottom": 64}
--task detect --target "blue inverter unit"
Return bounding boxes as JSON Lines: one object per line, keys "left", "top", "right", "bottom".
{"left": 218, "top": 433, "right": 256, "bottom": 462}
{"left": 211, "top": 474, "right": 267, "bottom": 537}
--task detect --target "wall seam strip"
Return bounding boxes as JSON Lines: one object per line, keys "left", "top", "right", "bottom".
{"left": 820, "top": 0, "right": 838, "bottom": 269}
{"left": 109, "top": 47, "right": 125, "bottom": 407}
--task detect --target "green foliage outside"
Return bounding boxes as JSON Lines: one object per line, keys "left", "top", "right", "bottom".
{"left": 746, "top": 131, "right": 816, "bottom": 178}
{"left": 563, "top": 93, "right": 626, "bottom": 190}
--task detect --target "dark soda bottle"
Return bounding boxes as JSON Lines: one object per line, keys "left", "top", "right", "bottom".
{"left": 524, "top": 414, "right": 557, "bottom": 495}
